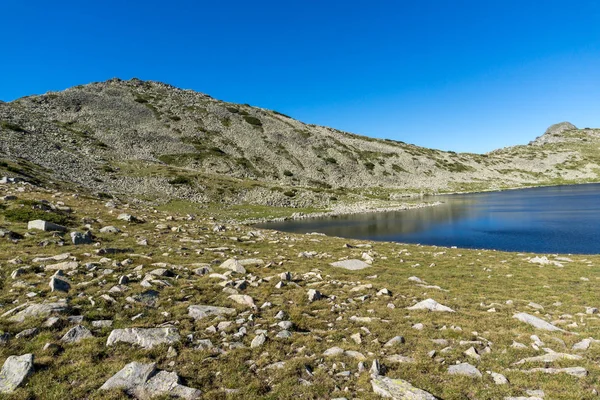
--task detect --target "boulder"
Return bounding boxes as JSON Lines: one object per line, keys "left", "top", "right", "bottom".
{"left": 0, "top": 354, "right": 34, "bottom": 393}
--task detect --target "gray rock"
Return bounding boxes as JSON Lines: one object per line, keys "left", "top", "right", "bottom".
{"left": 251, "top": 333, "right": 266, "bottom": 348}
{"left": 0, "top": 353, "right": 34, "bottom": 393}
{"left": 117, "top": 213, "right": 141, "bottom": 223}
{"left": 490, "top": 372, "right": 509, "bottom": 384}
{"left": 15, "top": 328, "right": 38, "bottom": 339}
{"left": 307, "top": 289, "right": 322, "bottom": 302}
{"left": 100, "top": 362, "right": 157, "bottom": 392}
{"left": 188, "top": 305, "right": 236, "bottom": 320}
{"left": 49, "top": 274, "right": 70, "bottom": 292}
{"left": 371, "top": 375, "right": 438, "bottom": 399}
{"left": 106, "top": 327, "right": 180, "bottom": 349}
{"left": 45, "top": 261, "right": 79, "bottom": 271}
{"left": 99, "top": 226, "right": 120, "bottom": 233}
{"left": 61, "top": 325, "right": 93, "bottom": 343}
{"left": 447, "top": 363, "right": 482, "bottom": 378}
{"left": 228, "top": 294, "right": 255, "bottom": 308}
{"left": 384, "top": 336, "right": 406, "bottom": 347}
{"left": 330, "top": 259, "right": 371, "bottom": 270}
{"left": 135, "top": 370, "right": 201, "bottom": 399}
{"left": 407, "top": 299, "right": 455, "bottom": 312}
{"left": 8, "top": 301, "right": 69, "bottom": 322}
{"left": 219, "top": 259, "right": 246, "bottom": 274}
{"left": 323, "top": 347, "right": 344, "bottom": 357}
{"left": 70, "top": 231, "right": 93, "bottom": 245}
{"left": 27, "top": 220, "right": 67, "bottom": 232}
{"left": 513, "top": 313, "right": 564, "bottom": 331}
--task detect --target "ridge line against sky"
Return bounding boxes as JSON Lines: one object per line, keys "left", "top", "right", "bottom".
{"left": 1, "top": 0, "right": 599, "bottom": 153}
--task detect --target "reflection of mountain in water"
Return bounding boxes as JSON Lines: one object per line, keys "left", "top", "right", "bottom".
{"left": 261, "top": 197, "right": 478, "bottom": 239}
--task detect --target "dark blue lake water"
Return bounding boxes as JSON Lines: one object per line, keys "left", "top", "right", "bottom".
{"left": 258, "top": 184, "right": 600, "bottom": 254}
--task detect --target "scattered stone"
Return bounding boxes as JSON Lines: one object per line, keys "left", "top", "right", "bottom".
{"left": 49, "top": 273, "right": 70, "bottom": 293}
{"left": 448, "top": 363, "right": 482, "bottom": 378}
{"left": 27, "top": 220, "right": 67, "bottom": 232}
{"left": 307, "top": 289, "right": 322, "bottom": 302}
{"left": 0, "top": 353, "right": 34, "bottom": 393}
{"left": 219, "top": 259, "right": 246, "bottom": 274}
{"left": 106, "top": 328, "right": 180, "bottom": 349}
{"left": 489, "top": 371, "right": 509, "bottom": 384}
{"left": 228, "top": 294, "right": 255, "bottom": 308}
{"left": 45, "top": 261, "right": 79, "bottom": 271}
{"left": 371, "top": 375, "right": 438, "bottom": 399}
{"left": 407, "top": 299, "right": 455, "bottom": 312}
{"left": 513, "top": 313, "right": 564, "bottom": 332}
{"left": 99, "top": 226, "right": 120, "bottom": 233}
{"left": 188, "top": 305, "right": 236, "bottom": 320}
{"left": 251, "top": 333, "right": 266, "bottom": 348}
{"left": 330, "top": 259, "right": 371, "bottom": 270}
{"left": 61, "top": 325, "right": 93, "bottom": 343}
{"left": 70, "top": 231, "right": 93, "bottom": 245}
{"left": 384, "top": 336, "right": 406, "bottom": 347}
{"left": 8, "top": 301, "right": 69, "bottom": 323}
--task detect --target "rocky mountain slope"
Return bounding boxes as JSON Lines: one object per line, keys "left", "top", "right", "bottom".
{"left": 1, "top": 78, "right": 600, "bottom": 209}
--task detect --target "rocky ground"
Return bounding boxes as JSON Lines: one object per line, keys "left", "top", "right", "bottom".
{"left": 1, "top": 180, "right": 600, "bottom": 399}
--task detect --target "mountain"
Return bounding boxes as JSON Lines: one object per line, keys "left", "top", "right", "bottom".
{"left": 1, "top": 78, "right": 599, "bottom": 207}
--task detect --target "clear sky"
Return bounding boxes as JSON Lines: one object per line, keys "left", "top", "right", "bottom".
{"left": 1, "top": 1, "right": 599, "bottom": 153}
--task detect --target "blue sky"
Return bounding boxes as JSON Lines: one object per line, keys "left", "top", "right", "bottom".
{"left": 1, "top": 1, "right": 599, "bottom": 153}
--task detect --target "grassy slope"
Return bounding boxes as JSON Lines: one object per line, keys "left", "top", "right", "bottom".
{"left": 0, "top": 187, "right": 599, "bottom": 399}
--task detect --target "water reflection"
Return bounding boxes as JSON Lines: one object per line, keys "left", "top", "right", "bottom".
{"left": 258, "top": 183, "right": 600, "bottom": 254}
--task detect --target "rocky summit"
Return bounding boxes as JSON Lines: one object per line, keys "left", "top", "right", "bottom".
{"left": 1, "top": 79, "right": 600, "bottom": 399}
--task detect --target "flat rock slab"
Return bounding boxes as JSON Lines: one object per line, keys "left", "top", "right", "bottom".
{"left": 407, "top": 299, "right": 455, "bottom": 312}
{"left": 513, "top": 313, "right": 564, "bottom": 332}
{"left": 330, "top": 259, "right": 371, "bottom": 270}
{"left": 8, "top": 302, "right": 69, "bottom": 323}
{"left": 106, "top": 328, "right": 180, "bottom": 349}
{"left": 371, "top": 375, "right": 438, "bottom": 399}
{"left": 0, "top": 353, "right": 34, "bottom": 393}
{"left": 100, "top": 362, "right": 200, "bottom": 399}
{"left": 188, "top": 305, "right": 236, "bottom": 320}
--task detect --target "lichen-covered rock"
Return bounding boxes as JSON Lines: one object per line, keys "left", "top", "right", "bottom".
{"left": 513, "top": 313, "right": 564, "bottom": 332}
{"left": 371, "top": 375, "right": 438, "bottom": 399}
{"left": 0, "top": 354, "right": 34, "bottom": 393}
{"left": 330, "top": 259, "right": 371, "bottom": 270}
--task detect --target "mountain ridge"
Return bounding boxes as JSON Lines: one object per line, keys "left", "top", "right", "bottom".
{"left": 1, "top": 78, "right": 599, "bottom": 208}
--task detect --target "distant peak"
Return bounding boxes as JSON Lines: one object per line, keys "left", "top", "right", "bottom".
{"left": 544, "top": 121, "right": 577, "bottom": 136}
